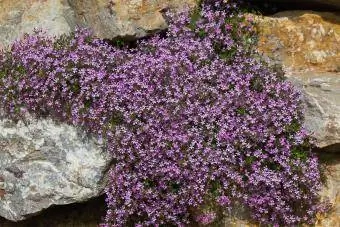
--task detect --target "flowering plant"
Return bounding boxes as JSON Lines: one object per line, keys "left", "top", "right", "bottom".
{"left": 0, "top": 0, "right": 328, "bottom": 226}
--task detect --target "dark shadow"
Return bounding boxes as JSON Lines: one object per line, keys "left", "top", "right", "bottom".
{"left": 248, "top": 0, "right": 340, "bottom": 15}
{"left": 314, "top": 144, "right": 340, "bottom": 155}
{"left": 103, "top": 29, "right": 168, "bottom": 49}
{"left": 246, "top": 0, "right": 340, "bottom": 30}
{"left": 0, "top": 195, "right": 106, "bottom": 227}
{"left": 313, "top": 145, "right": 340, "bottom": 187}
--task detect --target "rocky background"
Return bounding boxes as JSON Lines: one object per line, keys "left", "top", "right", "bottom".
{"left": 0, "top": 0, "right": 339, "bottom": 226}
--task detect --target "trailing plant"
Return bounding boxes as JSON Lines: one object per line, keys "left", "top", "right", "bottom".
{"left": 0, "top": 0, "right": 329, "bottom": 226}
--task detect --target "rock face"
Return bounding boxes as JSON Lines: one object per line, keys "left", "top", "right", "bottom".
{"left": 255, "top": 10, "right": 340, "bottom": 226}
{"left": 0, "top": 112, "right": 111, "bottom": 222}
{"left": 68, "top": 0, "right": 197, "bottom": 40}
{"left": 0, "top": 196, "right": 106, "bottom": 227}
{"left": 255, "top": 11, "right": 340, "bottom": 148}
{"left": 316, "top": 153, "right": 340, "bottom": 227}
{"left": 288, "top": 72, "right": 340, "bottom": 148}
{"left": 256, "top": 11, "right": 340, "bottom": 73}
{"left": 0, "top": 0, "right": 75, "bottom": 49}
{"left": 0, "top": 0, "right": 196, "bottom": 48}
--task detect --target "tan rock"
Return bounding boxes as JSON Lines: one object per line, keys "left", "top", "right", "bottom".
{"left": 254, "top": 11, "right": 340, "bottom": 149}
{"left": 0, "top": 0, "right": 197, "bottom": 48}
{"left": 255, "top": 11, "right": 340, "bottom": 73}
{"left": 316, "top": 153, "right": 340, "bottom": 227}
{"left": 255, "top": 11, "right": 340, "bottom": 227}
{"left": 68, "top": 0, "right": 196, "bottom": 39}
{"left": 0, "top": 0, "right": 75, "bottom": 49}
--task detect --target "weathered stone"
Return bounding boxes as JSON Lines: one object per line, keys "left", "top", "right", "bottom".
{"left": 287, "top": 72, "right": 340, "bottom": 148}
{"left": 0, "top": 196, "right": 106, "bottom": 227}
{"left": 316, "top": 152, "right": 340, "bottom": 227}
{"left": 0, "top": 0, "right": 197, "bottom": 49}
{"left": 68, "top": 0, "right": 197, "bottom": 40}
{"left": 0, "top": 0, "right": 75, "bottom": 49}
{"left": 0, "top": 112, "right": 111, "bottom": 222}
{"left": 254, "top": 11, "right": 340, "bottom": 149}
{"left": 255, "top": 10, "right": 340, "bottom": 226}
{"left": 255, "top": 11, "right": 340, "bottom": 73}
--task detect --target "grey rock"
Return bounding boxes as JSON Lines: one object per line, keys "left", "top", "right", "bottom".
{"left": 0, "top": 0, "right": 197, "bottom": 49}
{"left": 0, "top": 0, "right": 75, "bottom": 49}
{"left": 0, "top": 112, "right": 111, "bottom": 221}
{"left": 288, "top": 72, "right": 340, "bottom": 149}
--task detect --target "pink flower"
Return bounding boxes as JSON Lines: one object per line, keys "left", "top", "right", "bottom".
{"left": 225, "top": 24, "right": 233, "bottom": 31}
{"left": 217, "top": 195, "right": 231, "bottom": 206}
{"left": 195, "top": 212, "right": 216, "bottom": 225}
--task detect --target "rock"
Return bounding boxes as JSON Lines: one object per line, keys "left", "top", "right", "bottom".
{"left": 0, "top": 0, "right": 75, "bottom": 49}
{"left": 68, "top": 0, "right": 197, "bottom": 40}
{"left": 255, "top": 11, "right": 340, "bottom": 73}
{"left": 254, "top": 11, "right": 340, "bottom": 149}
{"left": 287, "top": 72, "right": 340, "bottom": 148}
{"left": 0, "top": 0, "right": 197, "bottom": 48}
{"left": 316, "top": 152, "right": 340, "bottom": 227}
{"left": 0, "top": 196, "right": 106, "bottom": 227}
{"left": 0, "top": 112, "right": 111, "bottom": 222}
{"left": 255, "top": 10, "right": 340, "bottom": 226}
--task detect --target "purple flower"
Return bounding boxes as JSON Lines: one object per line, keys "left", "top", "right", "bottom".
{"left": 195, "top": 212, "right": 216, "bottom": 225}
{"left": 0, "top": 0, "right": 329, "bottom": 226}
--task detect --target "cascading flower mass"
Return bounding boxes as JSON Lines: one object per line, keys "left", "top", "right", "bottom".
{"left": 0, "top": 0, "right": 328, "bottom": 226}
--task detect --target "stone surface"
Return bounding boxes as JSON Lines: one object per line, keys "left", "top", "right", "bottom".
{"left": 287, "top": 72, "right": 340, "bottom": 148}
{"left": 254, "top": 11, "right": 340, "bottom": 149}
{"left": 0, "top": 0, "right": 197, "bottom": 49}
{"left": 68, "top": 0, "right": 197, "bottom": 40}
{"left": 316, "top": 152, "right": 340, "bottom": 227}
{"left": 0, "top": 0, "right": 75, "bottom": 49}
{"left": 0, "top": 196, "right": 106, "bottom": 227}
{"left": 255, "top": 11, "right": 340, "bottom": 73}
{"left": 0, "top": 112, "right": 111, "bottom": 222}
{"left": 255, "top": 10, "right": 340, "bottom": 226}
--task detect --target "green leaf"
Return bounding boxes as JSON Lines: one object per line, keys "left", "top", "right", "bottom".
{"left": 197, "top": 29, "right": 207, "bottom": 38}
{"left": 84, "top": 98, "right": 92, "bottom": 109}
{"left": 144, "top": 179, "right": 156, "bottom": 189}
{"left": 245, "top": 156, "right": 255, "bottom": 166}
{"left": 250, "top": 76, "right": 264, "bottom": 92}
{"left": 17, "top": 65, "right": 26, "bottom": 75}
{"left": 285, "top": 120, "right": 301, "bottom": 134}
{"left": 291, "top": 147, "right": 308, "bottom": 161}
{"left": 218, "top": 48, "right": 237, "bottom": 61}
{"left": 71, "top": 82, "right": 80, "bottom": 93}
{"left": 209, "top": 180, "right": 221, "bottom": 197}
{"left": 188, "top": 9, "right": 201, "bottom": 31}
{"left": 0, "top": 69, "right": 7, "bottom": 79}
{"left": 236, "top": 107, "right": 247, "bottom": 115}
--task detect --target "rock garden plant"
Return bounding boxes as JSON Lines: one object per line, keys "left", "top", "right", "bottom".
{"left": 0, "top": 0, "right": 329, "bottom": 226}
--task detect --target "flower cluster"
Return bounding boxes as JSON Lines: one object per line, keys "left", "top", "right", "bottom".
{"left": 0, "top": 0, "right": 328, "bottom": 226}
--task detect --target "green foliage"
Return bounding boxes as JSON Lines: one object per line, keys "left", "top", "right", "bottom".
{"left": 250, "top": 76, "right": 264, "bottom": 92}
{"left": 188, "top": 8, "right": 202, "bottom": 31}
{"left": 209, "top": 180, "right": 221, "bottom": 197}
{"left": 236, "top": 107, "right": 247, "bottom": 115}
{"left": 218, "top": 48, "right": 237, "bottom": 61}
